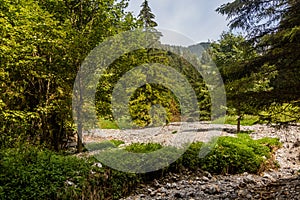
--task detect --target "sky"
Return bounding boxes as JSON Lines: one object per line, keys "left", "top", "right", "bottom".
{"left": 126, "top": 0, "right": 231, "bottom": 46}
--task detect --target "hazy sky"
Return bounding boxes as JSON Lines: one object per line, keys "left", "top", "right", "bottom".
{"left": 126, "top": 0, "right": 231, "bottom": 46}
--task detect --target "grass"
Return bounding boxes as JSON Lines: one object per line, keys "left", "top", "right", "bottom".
{"left": 125, "top": 143, "right": 163, "bottom": 153}
{"left": 98, "top": 118, "right": 118, "bottom": 129}
{"left": 86, "top": 140, "right": 125, "bottom": 152}
{"left": 92, "top": 134, "right": 281, "bottom": 175}
{"left": 213, "top": 115, "right": 260, "bottom": 126}
{"left": 99, "top": 114, "right": 262, "bottom": 130}
{"left": 1, "top": 135, "right": 282, "bottom": 199}
{"left": 199, "top": 134, "right": 281, "bottom": 174}
{"left": 0, "top": 146, "right": 139, "bottom": 199}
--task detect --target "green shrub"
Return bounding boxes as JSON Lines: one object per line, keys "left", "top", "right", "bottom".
{"left": 86, "top": 141, "right": 117, "bottom": 151}
{"left": 0, "top": 145, "right": 140, "bottom": 200}
{"left": 94, "top": 144, "right": 181, "bottom": 173}
{"left": 98, "top": 118, "right": 118, "bottom": 129}
{"left": 0, "top": 146, "right": 91, "bottom": 199}
{"left": 194, "top": 134, "right": 281, "bottom": 174}
{"left": 213, "top": 115, "right": 260, "bottom": 125}
{"left": 0, "top": 136, "right": 282, "bottom": 199}
{"left": 110, "top": 139, "right": 125, "bottom": 147}
{"left": 256, "top": 137, "right": 282, "bottom": 150}
{"left": 200, "top": 136, "right": 264, "bottom": 174}
{"left": 86, "top": 140, "right": 124, "bottom": 152}
{"left": 180, "top": 142, "right": 203, "bottom": 169}
{"left": 125, "top": 143, "right": 163, "bottom": 153}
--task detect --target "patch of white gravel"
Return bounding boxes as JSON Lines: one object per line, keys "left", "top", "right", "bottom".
{"left": 83, "top": 122, "right": 300, "bottom": 176}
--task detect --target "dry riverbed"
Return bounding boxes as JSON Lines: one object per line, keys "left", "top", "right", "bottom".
{"left": 83, "top": 122, "right": 300, "bottom": 199}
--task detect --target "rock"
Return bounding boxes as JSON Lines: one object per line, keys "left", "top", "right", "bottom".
{"left": 263, "top": 172, "right": 276, "bottom": 182}
{"left": 150, "top": 191, "right": 156, "bottom": 197}
{"left": 202, "top": 176, "right": 210, "bottom": 182}
{"left": 205, "top": 184, "right": 220, "bottom": 194}
{"left": 239, "top": 181, "right": 247, "bottom": 188}
{"left": 101, "top": 123, "right": 300, "bottom": 200}
{"left": 203, "top": 171, "right": 212, "bottom": 178}
{"left": 243, "top": 175, "right": 256, "bottom": 184}
{"left": 93, "top": 162, "right": 102, "bottom": 168}
{"left": 65, "top": 180, "right": 75, "bottom": 186}
{"left": 174, "top": 192, "right": 183, "bottom": 198}
{"left": 165, "top": 183, "right": 171, "bottom": 189}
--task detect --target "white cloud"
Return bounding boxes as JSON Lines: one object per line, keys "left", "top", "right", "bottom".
{"left": 126, "top": 0, "right": 230, "bottom": 43}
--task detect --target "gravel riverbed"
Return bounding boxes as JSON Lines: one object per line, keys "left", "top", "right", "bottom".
{"left": 84, "top": 123, "right": 300, "bottom": 199}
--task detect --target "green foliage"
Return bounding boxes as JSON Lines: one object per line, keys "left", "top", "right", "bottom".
{"left": 259, "top": 103, "right": 300, "bottom": 124}
{"left": 0, "top": 134, "right": 282, "bottom": 199}
{"left": 98, "top": 118, "right": 119, "bottom": 129}
{"left": 86, "top": 141, "right": 117, "bottom": 152}
{"left": 180, "top": 142, "right": 204, "bottom": 169}
{"left": 95, "top": 46, "right": 212, "bottom": 127}
{"left": 94, "top": 145, "right": 182, "bottom": 173}
{"left": 0, "top": 0, "right": 137, "bottom": 150}
{"left": 94, "top": 135, "right": 281, "bottom": 175}
{"left": 216, "top": 0, "right": 300, "bottom": 123}
{"left": 174, "top": 134, "right": 282, "bottom": 174}
{"left": 111, "top": 139, "right": 125, "bottom": 147}
{"left": 125, "top": 143, "right": 163, "bottom": 153}
{"left": 198, "top": 134, "right": 281, "bottom": 174}
{"left": 256, "top": 137, "right": 282, "bottom": 150}
{"left": 0, "top": 146, "right": 91, "bottom": 199}
{"left": 138, "top": 0, "right": 158, "bottom": 28}
{"left": 86, "top": 140, "right": 125, "bottom": 152}
{"left": 211, "top": 32, "right": 276, "bottom": 130}
{"left": 0, "top": 145, "right": 140, "bottom": 200}
{"left": 213, "top": 115, "right": 260, "bottom": 126}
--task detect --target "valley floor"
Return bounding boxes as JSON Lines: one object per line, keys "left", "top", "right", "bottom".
{"left": 84, "top": 122, "right": 300, "bottom": 199}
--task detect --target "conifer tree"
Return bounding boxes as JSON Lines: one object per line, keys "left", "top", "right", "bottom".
{"left": 138, "top": 0, "right": 158, "bottom": 29}
{"left": 216, "top": 0, "right": 300, "bottom": 123}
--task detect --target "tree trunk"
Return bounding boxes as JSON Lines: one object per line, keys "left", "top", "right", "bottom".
{"left": 76, "top": 74, "right": 84, "bottom": 153}
{"left": 237, "top": 115, "right": 241, "bottom": 133}
{"left": 77, "top": 123, "right": 83, "bottom": 152}
{"left": 237, "top": 102, "right": 241, "bottom": 133}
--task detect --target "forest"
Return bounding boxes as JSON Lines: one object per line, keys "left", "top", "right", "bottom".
{"left": 0, "top": 0, "right": 299, "bottom": 199}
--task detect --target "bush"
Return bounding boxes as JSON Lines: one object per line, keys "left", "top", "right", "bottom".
{"left": 125, "top": 143, "right": 163, "bottom": 153}
{"left": 179, "top": 142, "right": 203, "bottom": 169}
{"left": 200, "top": 136, "right": 264, "bottom": 174}
{"left": 0, "top": 135, "right": 282, "bottom": 199}
{"left": 191, "top": 134, "right": 281, "bottom": 174}
{"left": 0, "top": 146, "right": 90, "bottom": 199}
{"left": 94, "top": 144, "right": 182, "bottom": 174}
{"left": 86, "top": 140, "right": 124, "bottom": 152}
{"left": 213, "top": 115, "right": 260, "bottom": 126}
{"left": 0, "top": 145, "right": 139, "bottom": 200}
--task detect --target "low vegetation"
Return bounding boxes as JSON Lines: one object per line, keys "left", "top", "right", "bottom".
{"left": 0, "top": 146, "right": 139, "bottom": 200}
{"left": 86, "top": 140, "right": 125, "bottom": 152}
{"left": 1, "top": 0, "right": 299, "bottom": 199}
{"left": 0, "top": 135, "right": 282, "bottom": 199}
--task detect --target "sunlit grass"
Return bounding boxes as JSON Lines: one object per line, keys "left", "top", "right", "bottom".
{"left": 213, "top": 115, "right": 260, "bottom": 126}
{"left": 98, "top": 118, "right": 118, "bottom": 129}
{"left": 259, "top": 103, "right": 300, "bottom": 123}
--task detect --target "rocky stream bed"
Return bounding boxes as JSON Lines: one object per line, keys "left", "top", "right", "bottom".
{"left": 84, "top": 123, "right": 300, "bottom": 199}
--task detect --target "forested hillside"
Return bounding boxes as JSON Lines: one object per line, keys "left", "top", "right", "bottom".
{"left": 0, "top": 0, "right": 299, "bottom": 199}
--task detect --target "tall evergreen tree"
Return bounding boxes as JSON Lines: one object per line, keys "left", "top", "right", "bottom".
{"left": 211, "top": 33, "right": 276, "bottom": 131}
{"left": 216, "top": 0, "right": 300, "bottom": 123}
{"left": 138, "top": 0, "right": 158, "bottom": 29}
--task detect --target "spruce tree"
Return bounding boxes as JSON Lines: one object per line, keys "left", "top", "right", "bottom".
{"left": 216, "top": 0, "right": 300, "bottom": 123}
{"left": 138, "top": 0, "right": 158, "bottom": 29}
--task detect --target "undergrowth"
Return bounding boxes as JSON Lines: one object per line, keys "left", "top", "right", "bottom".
{"left": 0, "top": 135, "right": 282, "bottom": 199}
{"left": 213, "top": 115, "right": 260, "bottom": 126}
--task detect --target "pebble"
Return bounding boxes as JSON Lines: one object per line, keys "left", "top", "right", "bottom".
{"left": 87, "top": 123, "right": 300, "bottom": 199}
